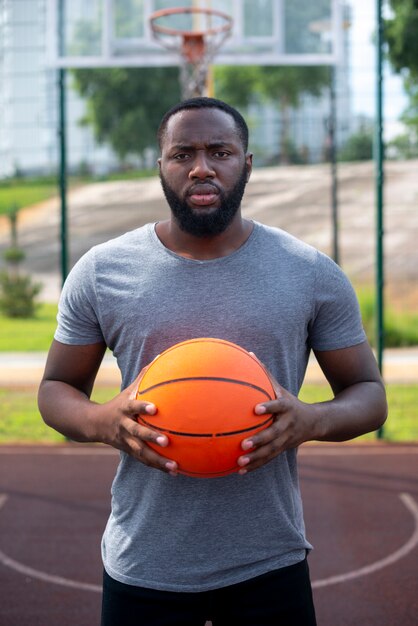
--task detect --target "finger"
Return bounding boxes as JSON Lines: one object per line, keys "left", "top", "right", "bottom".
{"left": 237, "top": 434, "right": 288, "bottom": 474}
{"left": 125, "top": 397, "right": 157, "bottom": 418}
{"left": 121, "top": 419, "right": 178, "bottom": 474}
{"left": 253, "top": 395, "right": 288, "bottom": 422}
{"left": 127, "top": 437, "right": 178, "bottom": 475}
{"left": 123, "top": 415, "right": 168, "bottom": 448}
{"left": 240, "top": 416, "right": 279, "bottom": 453}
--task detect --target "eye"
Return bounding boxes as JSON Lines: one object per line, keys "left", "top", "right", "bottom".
{"left": 173, "top": 153, "right": 191, "bottom": 161}
{"left": 213, "top": 151, "right": 230, "bottom": 158}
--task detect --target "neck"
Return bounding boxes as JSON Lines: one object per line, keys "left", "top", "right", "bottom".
{"left": 155, "top": 215, "right": 253, "bottom": 261}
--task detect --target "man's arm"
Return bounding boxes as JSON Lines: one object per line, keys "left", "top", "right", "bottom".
{"left": 38, "top": 340, "right": 178, "bottom": 474}
{"left": 237, "top": 341, "right": 388, "bottom": 474}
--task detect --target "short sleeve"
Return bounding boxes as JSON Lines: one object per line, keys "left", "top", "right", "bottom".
{"left": 308, "top": 252, "right": 366, "bottom": 351}
{"left": 54, "top": 249, "right": 105, "bottom": 345}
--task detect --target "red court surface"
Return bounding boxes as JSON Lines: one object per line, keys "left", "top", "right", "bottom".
{"left": 0, "top": 443, "right": 417, "bottom": 625}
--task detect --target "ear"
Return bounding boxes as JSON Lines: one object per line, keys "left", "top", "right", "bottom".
{"left": 245, "top": 153, "right": 253, "bottom": 182}
{"left": 157, "top": 157, "right": 162, "bottom": 171}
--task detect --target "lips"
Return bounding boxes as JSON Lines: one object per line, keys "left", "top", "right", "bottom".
{"left": 187, "top": 185, "right": 220, "bottom": 207}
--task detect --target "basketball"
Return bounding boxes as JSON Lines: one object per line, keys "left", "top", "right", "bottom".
{"left": 135, "top": 338, "right": 275, "bottom": 477}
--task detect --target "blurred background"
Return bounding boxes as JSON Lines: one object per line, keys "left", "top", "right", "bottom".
{"left": 0, "top": 0, "right": 417, "bottom": 442}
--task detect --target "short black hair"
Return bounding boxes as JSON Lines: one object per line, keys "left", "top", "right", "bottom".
{"left": 157, "top": 97, "right": 249, "bottom": 152}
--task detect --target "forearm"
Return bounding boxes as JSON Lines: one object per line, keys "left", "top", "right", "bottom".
{"left": 38, "top": 380, "right": 106, "bottom": 443}
{"left": 310, "top": 380, "right": 388, "bottom": 442}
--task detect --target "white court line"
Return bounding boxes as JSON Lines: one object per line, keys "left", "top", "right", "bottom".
{"left": 0, "top": 494, "right": 101, "bottom": 593}
{"left": 0, "top": 492, "right": 417, "bottom": 593}
{"left": 312, "top": 493, "right": 418, "bottom": 588}
{"left": 0, "top": 548, "right": 101, "bottom": 593}
{"left": 0, "top": 447, "right": 117, "bottom": 455}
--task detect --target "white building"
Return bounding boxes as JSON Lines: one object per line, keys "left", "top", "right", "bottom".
{"left": 0, "top": 0, "right": 118, "bottom": 178}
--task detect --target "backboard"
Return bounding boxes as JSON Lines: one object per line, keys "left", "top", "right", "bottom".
{"left": 46, "top": 0, "right": 344, "bottom": 68}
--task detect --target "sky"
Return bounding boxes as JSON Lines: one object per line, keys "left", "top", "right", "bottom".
{"left": 348, "top": 0, "right": 407, "bottom": 138}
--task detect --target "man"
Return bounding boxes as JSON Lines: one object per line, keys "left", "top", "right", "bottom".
{"left": 38, "top": 97, "right": 387, "bottom": 625}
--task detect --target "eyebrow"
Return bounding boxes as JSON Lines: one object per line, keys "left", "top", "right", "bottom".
{"left": 171, "top": 141, "right": 235, "bottom": 152}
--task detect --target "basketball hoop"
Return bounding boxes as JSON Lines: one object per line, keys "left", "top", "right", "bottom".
{"left": 149, "top": 7, "right": 233, "bottom": 98}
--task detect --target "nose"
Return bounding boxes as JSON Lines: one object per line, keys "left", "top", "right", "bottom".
{"left": 189, "top": 152, "right": 215, "bottom": 179}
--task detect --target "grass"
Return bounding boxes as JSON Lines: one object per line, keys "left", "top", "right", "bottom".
{"left": 0, "top": 170, "right": 158, "bottom": 217}
{"left": 0, "top": 303, "right": 57, "bottom": 351}
{"left": 0, "top": 387, "right": 120, "bottom": 444}
{"left": 0, "top": 184, "right": 57, "bottom": 216}
{"left": 356, "top": 286, "right": 418, "bottom": 347}
{"left": 0, "top": 384, "right": 417, "bottom": 444}
{"left": 299, "top": 384, "right": 418, "bottom": 442}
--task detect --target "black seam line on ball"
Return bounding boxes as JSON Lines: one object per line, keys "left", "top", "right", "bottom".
{"left": 137, "top": 376, "right": 273, "bottom": 399}
{"left": 138, "top": 415, "right": 273, "bottom": 438}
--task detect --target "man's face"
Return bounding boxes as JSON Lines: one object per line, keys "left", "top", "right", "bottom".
{"left": 158, "top": 108, "right": 252, "bottom": 237}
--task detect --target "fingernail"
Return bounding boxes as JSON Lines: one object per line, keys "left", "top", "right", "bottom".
{"left": 238, "top": 456, "right": 250, "bottom": 467}
{"left": 254, "top": 405, "right": 266, "bottom": 415}
{"left": 242, "top": 440, "right": 253, "bottom": 450}
{"left": 165, "top": 461, "right": 177, "bottom": 471}
{"left": 156, "top": 435, "right": 168, "bottom": 446}
{"left": 238, "top": 468, "right": 247, "bottom": 475}
{"left": 145, "top": 403, "right": 156, "bottom": 414}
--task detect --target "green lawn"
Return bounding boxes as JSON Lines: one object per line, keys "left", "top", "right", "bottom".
{"left": 299, "top": 384, "right": 418, "bottom": 442}
{"left": 0, "top": 184, "right": 57, "bottom": 216}
{"left": 0, "top": 303, "right": 57, "bottom": 351}
{"left": 1, "top": 384, "right": 416, "bottom": 444}
{"left": 0, "top": 170, "right": 157, "bottom": 217}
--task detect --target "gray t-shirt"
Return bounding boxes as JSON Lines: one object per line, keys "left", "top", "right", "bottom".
{"left": 55, "top": 221, "right": 366, "bottom": 592}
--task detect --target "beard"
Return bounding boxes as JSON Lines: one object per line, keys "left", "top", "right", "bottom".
{"left": 159, "top": 165, "right": 249, "bottom": 237}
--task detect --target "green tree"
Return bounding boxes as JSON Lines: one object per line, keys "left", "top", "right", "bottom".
{"left": 0, "top": 206, "right": 42, "bottom": 318}
{"left": 72, "top": 67, "right": 182, "bottom": 161}
{"left": 400, "top": 78, "right": 418, "bottom": 130}
{"left": 384, "top": 1, "right": 418, "bottom": 139}
{"left": 387, "top": 131, "right": 418, "bottom": 159}
{"left": 338, "top": 128, "right": 374, "bottom": 162}
{"left": 214, "top": 65, "right": 329, "bottom": 164}
{"left": 384, "top": 0, "right": 418, "bottom": 79}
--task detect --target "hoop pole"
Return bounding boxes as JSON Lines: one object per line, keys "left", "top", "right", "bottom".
{"left": 57, "top": 0, "right": 68, "bottom": 288}
{"left": 58, "top": 68, "right": 68, "bottom": 287}
{"left": 329, "top": 66, "right": 339, "bottom": 265}
{"left": 375, "top": 0, "right": 385, "bottom": 439}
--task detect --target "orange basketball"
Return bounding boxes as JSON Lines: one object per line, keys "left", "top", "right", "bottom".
{"left": 135, "top": 338, "right": 275, "bottom": 478}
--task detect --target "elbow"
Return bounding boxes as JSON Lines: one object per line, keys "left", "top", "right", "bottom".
{"left": 373, "top": 382, "right": 389, "bottom": 431}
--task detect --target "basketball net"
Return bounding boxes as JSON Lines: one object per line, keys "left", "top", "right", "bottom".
{"left": 150, "top": 8, "right": 233, "bottom": 99}
{"left": 180, "top": 32, "right": 215, "bottom": 98}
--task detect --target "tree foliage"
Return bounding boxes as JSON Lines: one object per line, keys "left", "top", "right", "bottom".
{"left": 384, "top": 1, "right": 418, "bottom": 139}
{"left": 338, "top": 129, "right": 374, "bottom": 162}
{"left": 0, "top": 207, "right": 42, "bottom": 318}
{"left": 72, "top": 67, "right": 182, "bottom": 160}
{"left": 214, "top": 65, "right": 329, "bottom": 163}
{"left": 384, "top": 0, "right": 418, "bottom": 79}
{"left": 400, "top": 78, "right": 418, "bottom": 130}
{"left": 215, "top": 65, "right": 328, "bottom": 112}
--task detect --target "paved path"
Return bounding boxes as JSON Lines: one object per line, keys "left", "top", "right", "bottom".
{"left": 1, "top": 347, "right": 417, "bottom": 387}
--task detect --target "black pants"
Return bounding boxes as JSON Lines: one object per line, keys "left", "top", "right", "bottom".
{"left": 101, "top": 558, "right": 317, "bottom": 626}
